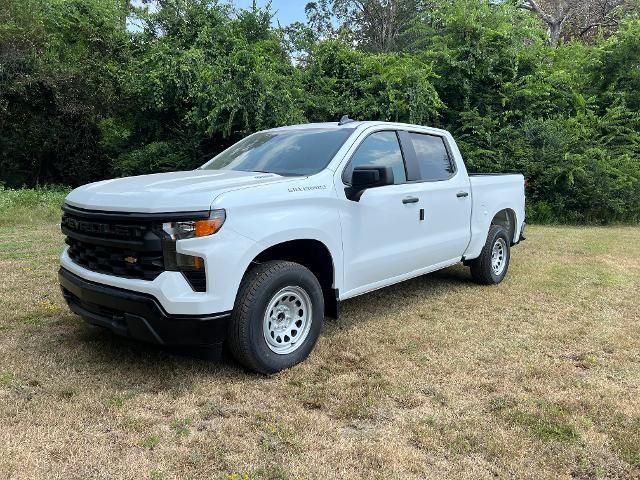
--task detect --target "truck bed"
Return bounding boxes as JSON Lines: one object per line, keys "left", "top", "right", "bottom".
{"left": 463, "top": 172, "right": 526, "bottom": 260}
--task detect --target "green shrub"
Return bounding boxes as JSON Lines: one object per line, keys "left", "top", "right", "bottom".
{"left": 0, "top": 186, "right": 69, "bottom": 226}
{"left": 1, "top": 0, "right": 639, "bottom": 224}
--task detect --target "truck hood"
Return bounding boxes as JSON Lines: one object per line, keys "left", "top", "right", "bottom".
{"left": 64, "top": 170, "right": 288, "bottom": 213}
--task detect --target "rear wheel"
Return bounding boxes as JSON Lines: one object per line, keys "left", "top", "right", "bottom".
{"left": 228, "top": 261, "right": 324, "bottom": 374}
{"left": 469, "top": 224, "right": 511, "bottom": 285}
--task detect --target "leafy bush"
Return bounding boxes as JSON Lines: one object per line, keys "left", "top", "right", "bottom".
{"left": 302, "top": 41, "right": 442, "bottom": 124}
{"left": 0, "top": 0, "right": 639, "bottom": 224}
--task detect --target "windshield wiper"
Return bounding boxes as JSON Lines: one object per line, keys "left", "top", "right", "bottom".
{"left": 247, "top": 170, "right": 303, "bottom": 177}
{"left": 241, "top": 170, "right": 307, "bottom": 177}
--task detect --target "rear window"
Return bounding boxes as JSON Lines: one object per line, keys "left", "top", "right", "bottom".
{"left": 409, "top": 133, "right": 455, "bottom": 181}
{"left": 200, "top": 128, "right": 354, "bottom": 176}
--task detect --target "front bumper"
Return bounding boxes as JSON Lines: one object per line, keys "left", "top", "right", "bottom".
{"left": 59, "top": 267, "right": 231, "bottom": 347}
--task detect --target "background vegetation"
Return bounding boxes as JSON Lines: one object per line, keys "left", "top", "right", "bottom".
{"left": 1, "top": 0, "right": 639, "bottom": 223}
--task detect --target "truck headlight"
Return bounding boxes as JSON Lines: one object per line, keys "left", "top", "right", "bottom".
{"left": 161, "top": 210, "right": 226, "bottom": 290}
{"left": 162, "top": 209, "right": 226, "bottom": 240}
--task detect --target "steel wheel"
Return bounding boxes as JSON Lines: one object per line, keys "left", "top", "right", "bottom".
{"left": 263, "top": 286, "right": 313, "bottom": 355}
{"left": 491, "top": 237, "right": 508, "bottom": 276}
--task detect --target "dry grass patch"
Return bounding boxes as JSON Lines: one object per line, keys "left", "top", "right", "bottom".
{"left": 1, "top": 224, "right": 639, "bottom": 479}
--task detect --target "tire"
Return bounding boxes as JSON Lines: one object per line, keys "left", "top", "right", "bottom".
{"left": 228, "top": 260, "right": 324, "bottom": 374}
{"left": 469, "top": 224, "right": 511, "bottom": 285}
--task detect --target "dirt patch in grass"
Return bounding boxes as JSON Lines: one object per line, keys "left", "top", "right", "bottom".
{"left": 1, "top": 225, "right": 639, "bottom": 479}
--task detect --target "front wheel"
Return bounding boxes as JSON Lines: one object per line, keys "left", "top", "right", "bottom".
{"left": 469, "top": 225, "right": 511, "bottom": 285}
{"left": 228, "top": 261, "right": 324, "bottom": 374}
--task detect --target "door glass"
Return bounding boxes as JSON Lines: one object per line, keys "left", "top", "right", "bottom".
{"left": 409, "top": 133, "right": 455, "bottom": 181}
{"left": 348, "top": 131, "right": 406, "bottom": 184}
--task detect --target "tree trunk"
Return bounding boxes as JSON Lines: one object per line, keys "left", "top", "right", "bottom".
{"left": 519, "top": 0, "right": 568, "bottom": 47}
{"left": 548, "top": 18, "right": 564, "bottom": 46}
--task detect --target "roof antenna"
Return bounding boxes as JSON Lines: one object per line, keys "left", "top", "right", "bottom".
{"left": 338, "top": 115, "right": 355, "bottom": 126}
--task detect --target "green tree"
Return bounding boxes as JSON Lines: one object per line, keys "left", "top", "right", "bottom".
{"left": 304, "top": 0, "right": 431, "bottom": 52}
{"left": 0, "top": 0, "right": 638, "bottom": 223}
{"left": 112, "top": 0, "right": 305, "bottom": 175}
{"left": 301, "top": 40, "right": 442, "bottom": 124}
{"left": 0, "top": 0, "right": 130, "bottom": 186}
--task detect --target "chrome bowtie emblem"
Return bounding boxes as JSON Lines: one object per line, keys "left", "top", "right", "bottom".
{"left": 124, "top": 256, "right": 137, "bottom": 264}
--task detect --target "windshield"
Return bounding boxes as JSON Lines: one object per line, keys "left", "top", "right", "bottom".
{"left": 200, "top": 128, "right": 354, "bottom": 176}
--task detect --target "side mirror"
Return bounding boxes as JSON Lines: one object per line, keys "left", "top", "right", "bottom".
{"left": 345, "top": 166, "right": 394, "bottom": 201}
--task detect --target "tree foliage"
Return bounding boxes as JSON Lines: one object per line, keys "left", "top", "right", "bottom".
{"left": 0, "top": 0, "right": 129, "bottom": 185}
{"left": 0, "top": 0, "right": 639, "bottom": 223}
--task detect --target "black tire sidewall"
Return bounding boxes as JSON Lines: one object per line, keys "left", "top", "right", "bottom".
{"left": 245, "top": 265, "right": 324, "bottom": 373}
{"left": 486, "top": 227, "right": 511, "bottom": 283}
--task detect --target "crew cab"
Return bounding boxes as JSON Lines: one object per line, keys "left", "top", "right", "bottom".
{"left": 58, "top": 120, "right": 526, "bottom": 373}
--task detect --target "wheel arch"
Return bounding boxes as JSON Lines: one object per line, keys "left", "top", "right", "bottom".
{"left": 243, "top": 239, "right": 339, "bottom": 319}
{"left": 491, "top": 208, "right": 518, "bottom": 244}
{"left": 464, "top": 206, "right": 520, "bottom": 261}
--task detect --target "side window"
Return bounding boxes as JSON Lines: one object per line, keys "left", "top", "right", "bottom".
{"left": 409, "top": 133, "right": 455, "bottom": 181}
{"left": 345, "top": 131, "right": 406, "bottom": 185}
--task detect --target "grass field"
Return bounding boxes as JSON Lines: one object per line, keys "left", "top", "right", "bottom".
{"left": 1, "top": 219, "right": 639, "bottom": 479}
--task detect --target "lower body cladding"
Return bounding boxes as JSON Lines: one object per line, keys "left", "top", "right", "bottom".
{"left": 59, "top": 267, "right": 231, "bottom": 347}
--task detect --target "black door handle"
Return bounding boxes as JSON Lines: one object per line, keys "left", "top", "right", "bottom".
{"left": 456, "top": 191, "right": 469, "bottom": 198}
{"left": 402, "top": 196, "right": 419, "bottom": 204}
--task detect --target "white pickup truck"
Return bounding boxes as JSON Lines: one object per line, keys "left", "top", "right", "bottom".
{"left": 59, "top": 120, "right": 525, "bottom": 373}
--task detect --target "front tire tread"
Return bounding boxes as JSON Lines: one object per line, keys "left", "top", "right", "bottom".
{"left": 228, "top": 261, "right": 322, "bottom": 374}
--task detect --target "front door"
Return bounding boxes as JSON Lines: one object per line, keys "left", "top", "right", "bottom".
{"left": 338, "top": 130, "right": 434, "bottom": 296}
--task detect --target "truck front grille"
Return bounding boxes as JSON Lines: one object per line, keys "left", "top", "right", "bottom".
{"left": 65, "top": 237, "right": 164, "bottom": 280}
{"left": 61, "top": 204, "right": 210, "bottom": 291}
{"left": 62, "top": 205, "right": 165, "bottom": 281}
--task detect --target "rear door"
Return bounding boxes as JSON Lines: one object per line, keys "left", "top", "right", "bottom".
{"left": 398, "top": 131, "right": 472, "bottom": 266}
